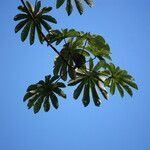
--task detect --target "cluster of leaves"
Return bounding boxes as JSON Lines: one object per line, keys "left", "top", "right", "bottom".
{"left": 56, "top": 0, "right": 93, "bottom": 15}
{"left": 24, "top": 75, "right": 66, "bottom": 113}
{"left": 46, "top": 29, "right": 111, "bottom": 81}
{"left": 14, "top": 0, "right": 138, "bottom": 113}
{"left": 14, "top": 1, "right": 57, "bottom": 45}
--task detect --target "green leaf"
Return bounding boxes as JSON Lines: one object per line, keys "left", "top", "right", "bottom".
{"left": 42, "top": 15, "right": 57, "bottom": 24}
{"left": 108, "top": 63, "right": 115, "bottom": 73}
{"left": 27, "top": 94, "right": 39, "bottom": 109}
{"left": 24, "top": 75, "right": 67, "bottom": 112}
{"left": 21, "top": 21, "right": 31, "bottom": 42}
{"left": 34, "top": 1, "right": 41, "bottom": 14}
{"left": 53, "top": 57, "right": 62, "bottom": 76}
{"left": 34, "top": 96, "right": 44, "bottom": 113}
{"left": 66, "top": 0, "right": 73, "bottom": 16}
{"left": 56, "top": 0, "right": 65, "bottom": 8}
{"left": 53, "top": 88, "right": 66, "bottom": 98}
{"left": 122, "top": 79, "right": 138, "bottom": 90}
{"left": 68, "top": 60, "right": 76, "bottom": 79}
{"left": 121, "top": 83, "right": 133, "bottom": 97}
{"left": 73, "top": 81, "right": 84, "bottom": 99}
{"left": 82, "top": 84, "right": 90, "bottom": 107}
{"left": 91, "top": 84, "right": 101, "bottom": 107}
{"left": 60, "top": 62, "right": 68, "bottom": 81}
{"left": 110, "top": 80, "right": 116, "bottom": 95}
{"left": 27, "top": 84, "right": 37, "bottom": 92}
{"left": 45, "top": 75, "right": 51, "bottom": 83}
{"left": 89, "top": 58, "right": 94, "bottom": 70}
{"left": 68, "top": 77, "right": 83, "bottom": 86}
{"left": 23, "top": 92, "right": 36, "bottom": 101}
{"left": 41, "top": 7, "right": 52, "bottom": 14}
{"left": 37, "top": 80, "right": 45, "bottom": 85}
{"left": 15, "top": 19, "right": 28, "bottom": 33}
{"left": 93, "top": 60, "right": 106, "bottom": 71}
{"left": 30, "top": 22, "right": 35, "bottom": 45}
{"left": 55, "top": 82, "right": 66, "bottom": 88}
{"left": 50, "top": 75, "right": 59, "bottom": 83}
{"left": 73, "top": 53, "right": 86, "bottom": 68}
{"left": 26, "top": 1, "right": 34, "bottom": 13}
{"left": 65, "top": 29, "right": 80, "bottom": 37}
{"left": 41, "top": 20, "right": 51, "bottom": 32}
{"left": 43, "top": 96, "right": 50, "bottom": 112}
{"left": 14, "top": 14, "right": 27, "bottom": 21}
{"left": 18, "top": 6, "right": 28, "bottom": 13}
{"left": 75, "top": 0, "right": 84, "bottom": 15}
{"left": 104, "top": 78, "right": 111, "bottom": 87}
{"left": 79, "top": 50, "right": 90, "bottom": 57}
{"left": 96, "top": 81, "right": 109, "bottom": 100}
{"left": 36, "top": 24, "right": 43, "bottom": 44}
{"left": 84, "top": 0, "right": 93, "bottom": 7}
{"left": 49, "top": 92, "right": 59, "bottom": 109}
{"left": 116, "top": 84, "right": 124, "bottom": 97}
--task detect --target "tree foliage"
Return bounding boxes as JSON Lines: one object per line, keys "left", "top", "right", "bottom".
{"left": 14, "top": 0, "right": 138, "bottom": 113}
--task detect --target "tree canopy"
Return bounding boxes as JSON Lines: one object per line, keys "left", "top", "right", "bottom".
{"left": 14, "top": 0, "right": 138, "bottom": 113}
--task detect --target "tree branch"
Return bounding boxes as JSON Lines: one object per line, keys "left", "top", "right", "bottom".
{"left": 20, "top": 0, "right": 72, "bottom": 68}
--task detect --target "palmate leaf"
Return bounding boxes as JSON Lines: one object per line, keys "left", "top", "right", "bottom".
{"left": 68, "top": 59, "right": 108, "bottom": 107}
{"left": 103, "top": 63, "right": 138, "bottom": 97}
{"left": 53, "top": 41, "right": 86, "bottom": 81}
{"left": 46, "top": 28, "right": 111, "bottom": 61}
{"left": 14, "top": 0, "right": 57, "bottom": 45}
{"left": 23, "top": 75, "right": 66, "bottom": 113}
{"left": 56, "top": 0, "right": 93, "bottom": 15}
{"left": 46, "top": 28, "right": 81, "bottom": 45}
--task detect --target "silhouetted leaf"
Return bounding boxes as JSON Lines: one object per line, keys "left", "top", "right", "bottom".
{"left": 15, "top": 19, "right": 28, "bottom": 33}
{"left": 66, "top": 0, "right": 73, "bottom": 16}
{"left": 73, "top": 81, "right": 84, "bottom": 99}
{"left": 56, "top": 0, "right": 65, "bottom": 8}
{"left": 43, "top": 96, "right": 50, "bottom": 112}
{"left": 82, "top": 84, "right": 90, "bottom": 107}
{"left": 14, "top": 14, "right": 27, "bottom": 21}
{"left": 75, "top": 0, "right": 84, "bottom": 15}
{"left": 34, "top": 96, "right": 44, "bottom": 113}
{"left": 49, "top": 92, "right": 59, "bottom": 109}
{"left": 117, "top": 84, "right": 124, "bottom": 97}
{"left": 91, "top": 83, "right": 101, "bottom": 106}
{"left": 30, "top": 22, "right": 35, "bottom": 45}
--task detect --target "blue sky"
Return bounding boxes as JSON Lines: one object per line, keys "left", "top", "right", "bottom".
{"left": 0, "top": 0, "right": 150, "bottom": 150}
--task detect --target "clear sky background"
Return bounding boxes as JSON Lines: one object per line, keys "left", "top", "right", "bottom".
{"left": 0, "top": 0, "right": 150, "bottom": 150}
